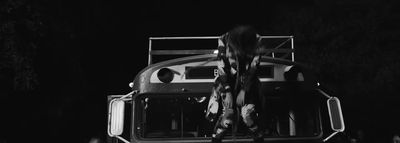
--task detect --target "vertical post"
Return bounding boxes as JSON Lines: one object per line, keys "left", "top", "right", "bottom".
{"left": 276, "top": 118, "right": 281, "bottom": 135}
{"left": 181, "top": 105, "right": 184, "bottom": 137}
{"left": 289, "top": 110, "right": 296, "bottom": 136}
{"left": 290, "top": 37, "right": 295, "bottom": 62}
{"left": 148, "top": 38, "right": 152, "bottom": 65}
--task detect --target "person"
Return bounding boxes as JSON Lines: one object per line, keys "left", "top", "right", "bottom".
{"left": 205, "top": 25, "right": 264, "bottom": 143}
{"left": 393, "top": 133, "right": 400, "bottom": 143}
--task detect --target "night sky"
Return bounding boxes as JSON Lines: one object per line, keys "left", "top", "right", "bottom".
{"left": 1, "top": 0, "right": 400, "bottom": 143}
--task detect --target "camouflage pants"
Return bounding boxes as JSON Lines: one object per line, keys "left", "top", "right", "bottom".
{"left": 207, "top": 81, "right": 263, "bottom": 143}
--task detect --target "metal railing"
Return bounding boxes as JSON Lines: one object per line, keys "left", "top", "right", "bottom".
{"left": 148, "top": 36, "right": 294, "bottom": 65}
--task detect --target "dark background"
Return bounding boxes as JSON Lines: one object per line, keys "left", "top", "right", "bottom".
{"left": 1, "top": 0, "right": 400, "bottom": 143}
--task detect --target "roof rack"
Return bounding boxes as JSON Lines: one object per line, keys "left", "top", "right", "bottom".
{"left": 148, "top": 36, "right": 294, "bottom": 65}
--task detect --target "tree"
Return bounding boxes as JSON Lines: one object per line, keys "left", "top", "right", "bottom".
{"left": 0, "top": 0, "right": 44, "bottom": 93}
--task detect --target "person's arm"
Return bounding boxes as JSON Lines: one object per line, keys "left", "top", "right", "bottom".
{"left": 205, "top": 35, "right": 232, "bottom": 121}
{"left": 205, "top": 85, "right": 220, "bottom": 122}
{"left": 249, "top": 55, "right": 260, "bottom": 75}
{"left": 241, "top": 55, "right": 261, "bottom": 92}
{"left": 216, "top": 33, "right": 234, "bottom": 84}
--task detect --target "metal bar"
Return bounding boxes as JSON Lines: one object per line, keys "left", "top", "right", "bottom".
{"left": 280, "top": 52, "right": 291, "bottom": 60}
{"left": 323, "top": 131, "right": 339, "bottom": 142}
{"left": 151, "top": 49, "right": 294, "bottom": 56}
{"left": 118, "top": 90, "right": 137, "bottom": 100}
{"left": 261, "top": 36, "right": 294, "bottom": 38}
{"left": 317, "top": 89, "right": 332, "bottom": 99}
{"left": 291, "top": 37, "right": 295, "bottom": 61}
{"left": 148, "top": 39, "right": 152, "bottom": 65}
{"left": 150, "top": 36, "right": 220, "bottom": 40}
{"left": 257, "top": 49, "right": 295, "bottom": 54}
{"left": 289, "top": 110, "right": 296, "bottom": 136}
{"left": 274, "top": 38, "right": 291, "bottom": 50}
{"left": 115, "top": 135, "right": 130, "bottom": 143}
{"left": 150, "top": 36, "right": 293, "bottom": 40}
{"left": 150, "top": 50, "right": 217, "bottom": 55}
{"left": 181, "top": 106, "right": 184, "bottom": 137}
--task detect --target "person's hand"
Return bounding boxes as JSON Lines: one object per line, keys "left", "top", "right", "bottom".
{"left": 248, "top": 56, "right": 260, "bottom": 75}
{"left": 222, "top": 92, "right": 233, "bottom": 109}
{"left": 221, "top": 109, "right": 234, "bottom": 128}
{"left": 236, "top": 89, "right": 245, "bottom": 106}
{"left": 205, "top": 89, "right": 220, "bottom": 122}
{"left": 251, "top": 56, "right": 260, "bottom": 69}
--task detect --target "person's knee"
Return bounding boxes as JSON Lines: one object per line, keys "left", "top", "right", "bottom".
{"left": 220, "top": 109, "right": 234, "bottom": 128}
{"left": 213, "top": 126, "right": 228, "bottom": 140}
{"left": 241, "top": 104, "right": 256, "bottom": 127}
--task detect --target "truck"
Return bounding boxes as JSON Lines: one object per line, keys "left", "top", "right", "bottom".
{"left": 106, "top": 36, "right": 345, "bottom": 143}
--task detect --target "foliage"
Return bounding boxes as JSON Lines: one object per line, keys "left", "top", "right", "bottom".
{"left": 0, "top": 0, "right": 44, "bottom": 92}
{"left": 268, "top": 1, "right": 400, "bottom": 97}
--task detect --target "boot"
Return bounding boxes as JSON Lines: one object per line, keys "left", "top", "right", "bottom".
{"left": 211, "top": 137, "right": 222, "bottom": 143}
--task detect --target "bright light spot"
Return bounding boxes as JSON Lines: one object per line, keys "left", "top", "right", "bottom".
{"left": 128, "top": 82, "right": 134, "bottom": 88}
{"left": 317, "top": 82, "right": 320, "bottom": 86}
{"left": 297, "top": 73, "right": 304, "bottom": 81}
{"left": 213, "top": 50, "right": 219, "bottom": 54}
{"left": 284, "top": 66, "right": 293, "bottom": 72}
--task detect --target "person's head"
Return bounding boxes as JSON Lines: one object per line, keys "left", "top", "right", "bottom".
{"left": 393, "top": 134, "right": 400, "bottom": 143}
{"left": 225, "top": 25, "right": 259, "bottom": 59}
{"left": 284, "top": 66, "right": 304, "bottom": 82}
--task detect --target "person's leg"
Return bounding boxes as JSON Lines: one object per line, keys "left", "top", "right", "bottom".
{"left": 212, "top": 117, "right": 225, "bottom": 143}
{"left": 241, "top": 104, "right": 264, "bottom": 143}
{"left": 206, "top": 87, "right": 220, "bottom": 122}
{"left": 212, "top": 108, "right": 234, "bottom": 143}
{"left": 211, "top": 90, "right": 235, "bottom": 142}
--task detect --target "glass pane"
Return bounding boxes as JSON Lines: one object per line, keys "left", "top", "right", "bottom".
{"left": 136, "top": 93, "right": 321, "bottom": 139}
{"left": 263, "top": 96, "right": 320, "bottom": 137}
{"left": 140, "top": 95, "right": 213, "bottom": 138}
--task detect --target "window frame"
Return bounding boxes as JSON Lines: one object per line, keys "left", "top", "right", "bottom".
{"left": 132, "top": 92, "right": 324, "bottom": 142}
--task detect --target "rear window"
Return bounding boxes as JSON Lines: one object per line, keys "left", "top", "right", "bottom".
{"left": 134, "top": 92, "right": 321, "bottom": 140}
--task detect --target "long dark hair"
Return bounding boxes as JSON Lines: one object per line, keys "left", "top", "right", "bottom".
{"left": 226, "top": 25, "right": 259, "bottom": 57}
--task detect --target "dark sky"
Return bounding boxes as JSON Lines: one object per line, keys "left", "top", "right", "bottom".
{"left": 1, "top": 0, "right": 400, "bottom": 143}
